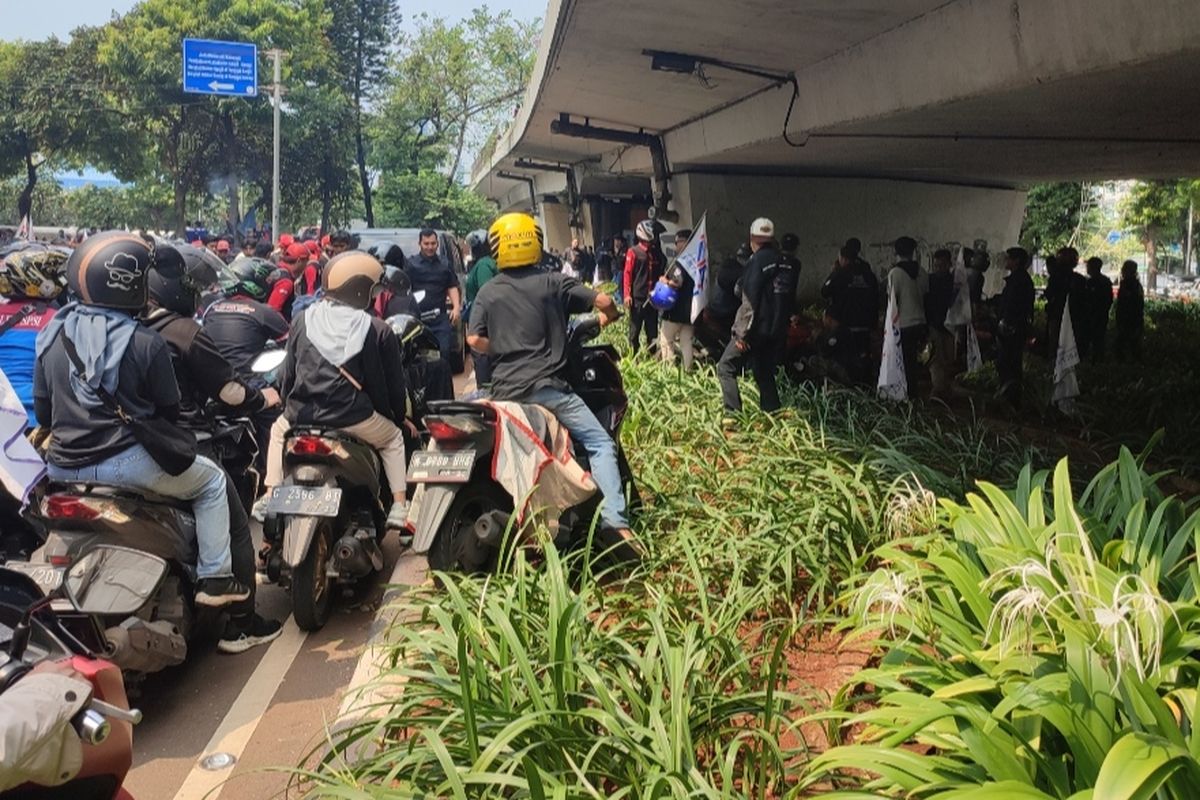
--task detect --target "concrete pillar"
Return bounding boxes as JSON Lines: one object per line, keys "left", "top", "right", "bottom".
{"left": 541, "top": 201, "right": 572, "bottom": 253}
{"left": 673, "top": 173, "right": 1026, "bottom": 300}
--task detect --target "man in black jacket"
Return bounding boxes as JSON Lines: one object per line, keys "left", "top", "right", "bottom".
{"left": 717, "top": 220, "right": 799, "bottom": 417}
{"left": 1083, "top": 257, "right": 1114, "bottom": 362}
{"left": 821, "top": 244, "right": 879, "bottom": 384}
{"left": 259, "top": 252, "right": 412, "bottom": 529}
{"left": 997, "top": 247, "right": 1035, "bottom": 408}
{"left": 144, "top": 245, "right": 283, "bottom": 653}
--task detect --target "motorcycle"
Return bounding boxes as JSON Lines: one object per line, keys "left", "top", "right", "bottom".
{"left": 1, "top": 544, "right": 159, "bottom": 799}
{"left": 407, "top": 314, "right": 639, "bottom": 573}
{"left": 197, "top": 408, "right": 261, "bottom": 515}
{"left": 252, "top": 348, "right": 393, "bottom": 632}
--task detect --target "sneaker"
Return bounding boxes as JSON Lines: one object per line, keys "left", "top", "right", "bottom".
{"left": 251, "top": 495, "right": 271, "bottom": 523}
{"left": 195, "top": 576, "right": 252, "bottom": 608}
{"left": 386, "top": 501, "right": 409, "bottom": 529}
{"left": 218, "top": 614, "right": 284, "bottom": 654}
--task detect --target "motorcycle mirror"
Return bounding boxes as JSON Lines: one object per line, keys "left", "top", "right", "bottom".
{"left": 63, "top": 546, "right": 168, "bottom": 616}
{"left": 251, "top": 350, "right": 287, "bottom": 375}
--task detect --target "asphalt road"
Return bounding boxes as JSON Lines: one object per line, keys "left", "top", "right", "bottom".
{"left": 123, "top": 523, "right": 405, "bottom": 800}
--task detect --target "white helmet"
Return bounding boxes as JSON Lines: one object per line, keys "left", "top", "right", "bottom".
{"left": 636, "top": 219, "right": 656, "bottom": 243}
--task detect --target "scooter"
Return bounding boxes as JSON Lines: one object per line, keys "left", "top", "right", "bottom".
{"left": 407, "top": 315, "right": 638, "bottom": 573}
{"left": 198, "top": 409, "right": 261, "bottom": 515}
{"left": 251, "top": 349, "right": 393, "bottom": 632}
{"left": 1, "top": 544, "right": 159, "bottom": 799}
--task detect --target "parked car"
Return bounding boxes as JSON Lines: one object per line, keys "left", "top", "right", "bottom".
{"left": 351, "top": 228, "right": 467, "bottom": 373}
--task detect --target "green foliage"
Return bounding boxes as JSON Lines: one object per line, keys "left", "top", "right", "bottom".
{"left": 805, "top": 452, "right": 1200, "bottom": 798}
{"left": 1021, "top": 183, "right": 1086, "bottom": 254}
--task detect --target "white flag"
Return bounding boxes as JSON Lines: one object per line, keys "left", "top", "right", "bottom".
{"left": 966, "top": 324, "right": 984, "bottom": 373}
{"left": 945, "top": 260, "right": 984, "bottom": 375}
{"left": 15, "top": 214, "right": 31, "bottom": 241}
{"left": 1052, "top": 299, "right": 1081, "bottom": 413}
{"left": 878, "top": 282, "right": 907, "bottom": 401}
{"left": 0, "top": 368, "right": 45, "bottom": 508}
{"left": 671, "top": 214, "right": 709, "bottom": 323}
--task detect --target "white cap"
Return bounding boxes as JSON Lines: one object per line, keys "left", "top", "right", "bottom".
{"left": 750, "top": 217, "right": 775, "bottom": 239}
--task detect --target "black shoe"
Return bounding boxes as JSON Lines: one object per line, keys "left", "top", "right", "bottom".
{"left": 218, "top": 614, "right": 284, "bottom": 654}
{"left": 195, "top": 577, "right": 252, "bottom": 608}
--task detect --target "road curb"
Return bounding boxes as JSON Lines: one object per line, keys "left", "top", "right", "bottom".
{"left": 335, "top": 548, "right": 428, "bottom": 723}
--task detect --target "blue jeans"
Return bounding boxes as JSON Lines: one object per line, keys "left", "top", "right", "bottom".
{"left": 425, "top": 314, "right": 454, "bottom": 362}
{"left": 527, "top": 387, "right": 629, "bottom": 530}
{"left": 48, "top": 445, "right": 233, "bottom": 579}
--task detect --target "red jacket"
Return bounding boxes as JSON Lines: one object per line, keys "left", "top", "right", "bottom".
{"left": 623, "top": 243, "right": 662, "bottom": 303}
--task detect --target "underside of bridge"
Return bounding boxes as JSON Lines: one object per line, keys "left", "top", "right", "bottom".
{"left": 473, "top": 0, "right": 1200, "bottom": 293}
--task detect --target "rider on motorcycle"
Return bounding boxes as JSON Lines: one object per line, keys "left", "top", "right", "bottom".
{"left": 33, "top": 232, "right": 250, "bottom": 608}
{"left": 466, "top": 213, "right": 632, "bottom": 540}
{"left": 202, "top": 257, "right": 290, "bottom": 383}
{"left": 256, "top": 251, "right": 412, "bottom": 528}
{"left": 368, "top": 241, "right": 417, "bottom": 319}
{"left": 144, "top": 245, "right": 284, "bottom": 652}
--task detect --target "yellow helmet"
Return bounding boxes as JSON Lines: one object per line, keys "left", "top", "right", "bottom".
{"left": 488, "top": 213, "right": 543, "bottom": 270}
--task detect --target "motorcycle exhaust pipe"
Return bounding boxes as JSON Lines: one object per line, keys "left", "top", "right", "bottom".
{"left": 334, "top": 534, "right": 373, "bottom": 577}
{"left": 474, "top": 510, "right": 511, "bottom": 548}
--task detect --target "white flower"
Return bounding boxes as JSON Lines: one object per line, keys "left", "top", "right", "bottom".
{"left": 852, "top": 570, "right": 924, "bottom": 638}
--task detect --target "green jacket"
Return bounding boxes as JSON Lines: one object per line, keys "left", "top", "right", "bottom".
{"left": 465, "top": 256, "right": 499, "bottom": 306}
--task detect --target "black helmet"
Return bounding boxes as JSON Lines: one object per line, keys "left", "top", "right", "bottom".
{"left": 147, "top": 245, "right": 199, "bottom": 316}
{"left": 178, "top": 245, "right": 224, "bottom": 290}
{"left": 66, "top": 231, "right": 153, "bottom": 311}
{"left": 229, "top": 257, "right": 277, "bottom": 301}
{"left": 323, "top": 251, "right": 382, "bottom": 310}
{"left": 735, "top": 243, "right": 753, "bottom": 267}
{"left": 382, "top": 264, "right": 411, "bottom": 296}
{"left": 367, "top": 241, "right": 406, "bottom": 269}
{"left": 465, "top": 229, "right": 489, "bottom": 260}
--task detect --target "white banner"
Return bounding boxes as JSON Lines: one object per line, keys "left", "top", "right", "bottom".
{"left": 15, "top": 214, "right": 31, "bottom": 241}
{"left": 0, "top": 367, "right": 45, "bottom": 508}
{"left": 1052, "top": 298, "right": 1081, "bottom": 413}
{"left": 878, "top": 282, "right": 907, "bottom": 401}
{"left": 672, "top": 214, "right": 709, "bottom": 323}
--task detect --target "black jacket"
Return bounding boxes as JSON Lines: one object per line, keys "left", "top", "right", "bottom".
{"left": 733, "top": 245, "right": 800, "bottom": 342}
{"left": 999, "top": 270, "right": 1035, "bottom": 333}
{"left": 144, "top": 309, "right": 267, "bottom": 428}
{"left": 280, "top": 312, "right": 407, "bottom": 429}
{"left": 660, "top": 266, "right": 696, "bottom": 325}
{"left": 708, "top": 257, "right": 744, "bottom": 318}
{"left": 822, "top": 261, "right": 879, "bottom": 330}
{"left": 1116, "top": 278, "right": 1145, "bottom": 330}
{"left": 925, "top": 271, "right": 955, "bottom": 332}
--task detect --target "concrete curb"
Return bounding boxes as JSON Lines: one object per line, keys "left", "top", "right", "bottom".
{"left": 336, "top": 549, "right": 428, "bottom": 723}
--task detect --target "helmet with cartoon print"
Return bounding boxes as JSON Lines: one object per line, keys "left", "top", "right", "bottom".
{"left": 65, "top": 231, "right": 153, "bottom": 311}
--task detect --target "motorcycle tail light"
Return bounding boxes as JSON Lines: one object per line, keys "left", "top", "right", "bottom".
{"left": 290, "top": 436, "right": 335, "bottom": 457}
{"left": 426, "top": 417, "right": 483, "bottom": 442}
{"left": 48, "top": 553, "right": 72, "bottom": 566}
{"left": 44, "top": 494, "right": 102, "bottom": 521}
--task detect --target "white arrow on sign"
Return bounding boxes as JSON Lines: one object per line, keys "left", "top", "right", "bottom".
{"left": 208, "top": 80, "right": 235, "bottom": 92}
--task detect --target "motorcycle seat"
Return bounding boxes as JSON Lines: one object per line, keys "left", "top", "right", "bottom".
{"left": 46, "top": 482, "right": 194, "bottom": 513}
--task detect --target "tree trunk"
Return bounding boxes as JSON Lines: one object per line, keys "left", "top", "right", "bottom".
{"left": 355, "top": 111, "right": 373, "bottom": 228}
{"left": 223, "top": 112, "right": 240, "bottom": 235}
{"left": 1146, "top": 236, "right": 1158, "bottom": 292}
{"left": 446, "top": 95, "right": 470, "bottom": 194}
{"left": 17, "top": 149, "right": 37, "bottom": 224}
{"left": 173, "top": 181, "right": 188, "bottom": 238}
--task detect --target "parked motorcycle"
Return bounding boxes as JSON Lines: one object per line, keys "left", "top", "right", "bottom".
{"left": 1, "top": 544, "right": 158, "bottom": 799}
{"left": 252, "top": 349, "right": 393, "bottom": 631}
{"left": 407, "top": 315, "right": 639, "bottom": 573}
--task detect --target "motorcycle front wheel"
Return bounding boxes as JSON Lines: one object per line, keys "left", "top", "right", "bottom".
{"left": 291, "top": 520, "right": 334, "bottom": 631}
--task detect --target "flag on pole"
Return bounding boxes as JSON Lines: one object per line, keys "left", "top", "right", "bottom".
{"left": 15, "top": 214, "right": 31, "bottom": 241}
{"left": 878, "top": 281, "right": 907, "bottom": 401}
{"left": 671, "top": 214, "right": 709, "bottom": 323}
{"left": 945, "top": 257, "right": 984, "bottom": 374}
{"left": 1052, "top": 299, "right": 1081, "bottom": 413}
{"left": 0, "top": 368, "right": 45, "bottom": 508}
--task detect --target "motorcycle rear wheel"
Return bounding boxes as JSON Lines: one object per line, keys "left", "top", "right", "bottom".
{"left": 292, "top": 520, "right": 334, "bottom": 631}
{"left": 428, "top": 482, "right": 512, "bottom": 574}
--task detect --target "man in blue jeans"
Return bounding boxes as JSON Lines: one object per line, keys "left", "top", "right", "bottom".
{"left": 467, "top": 213, "right": 631, "bottom": 540}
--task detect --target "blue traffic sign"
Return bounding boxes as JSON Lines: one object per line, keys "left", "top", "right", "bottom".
{"left": 182, "top": 38, "right": 258, "bottom": 97}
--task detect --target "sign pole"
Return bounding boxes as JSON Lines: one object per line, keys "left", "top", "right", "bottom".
{"left": 269, "top": 49, "right": 283, "bottom": 246}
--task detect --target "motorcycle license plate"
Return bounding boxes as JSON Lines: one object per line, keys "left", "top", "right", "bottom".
{"left": 408, "top": 450, "right": 476, "bottom": 483}
{"left": 6, "top": 562, "right": 64, "bottom": 594}
{"left": 268, "top": 486, "right": 343, "bottom": 517}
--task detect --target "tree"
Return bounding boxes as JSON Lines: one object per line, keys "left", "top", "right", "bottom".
{"left": 1020, "top": 182, "right": 1086, "bottom": 255}
{"left": 1121, "top": 180, "right": 1190, "bottom": 289}
{"left": 281, "top": 83, "right": 359, "bottom": 231}
{"left": 327, "top": 0, "right": 398, "bottom": 228}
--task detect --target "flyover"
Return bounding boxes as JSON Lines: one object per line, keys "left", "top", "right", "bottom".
{"left": 472, "top": 0, "right": 1200, "bottom": 293}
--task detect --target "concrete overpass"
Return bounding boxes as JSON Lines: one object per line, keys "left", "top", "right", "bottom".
{"left": 472, "top": 0, "right": 1200, "bottom": 293}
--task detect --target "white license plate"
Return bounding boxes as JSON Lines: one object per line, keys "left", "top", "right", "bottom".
{"left": 268, "top": 486, "right": 343, "bottom": 517}
{"left": 408, "top": 450, "right": 476, "bottom": 483}
{"left": 7, "top": 562, "right": 64, "bottom": 594}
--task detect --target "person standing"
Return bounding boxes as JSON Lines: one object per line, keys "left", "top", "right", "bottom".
{"left": 610, "top": 234, "right": 628, "bottom": 303}
{"left": 1045, "top": 246, "right": 1087, "bottom": 359}
{"left": 1083, "top": 256, "right": 1114, "bottom": 362}
{"left": 622, "top": 220, "right": 664, "bottom": 353}
{"left": 405, "top": 229, "right": 462, "bottom": 363}
{"left": 717, "top": 218, "right": 799, "bottom": 417}
{"left": 1114, "top": 260, "right": 1145, "bottom": 360}
{"left": 887, "top": 236, "right": 928, "bottom": 399}
{"left": 657, "top": 228, "right": 697, "bottom": 371}
{"left": 925, "top": 248, "right": 956, "bottom": 399}
{"left": 996, "top": 247, "right": 1035, "bottom": 408}
{"left": 821, "top": 244, "right": 879, "bottom": 384}
{"left": 464, "top": 230, "right": 499, "bottom": 387}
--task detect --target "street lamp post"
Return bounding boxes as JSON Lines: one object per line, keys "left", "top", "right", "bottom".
{"left": 268, "top": 49, "right": 283, "bottom": 245}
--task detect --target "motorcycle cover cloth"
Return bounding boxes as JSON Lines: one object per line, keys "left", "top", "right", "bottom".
{"left": 409, "top": 400, "right": 596, "bottom": 536}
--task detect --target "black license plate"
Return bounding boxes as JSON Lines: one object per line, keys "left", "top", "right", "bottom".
{"left": 268, "top": 486, "right": 343, "bottom": 517}
{"left": 408, "top": 450, "right": 476, "bottom": 483}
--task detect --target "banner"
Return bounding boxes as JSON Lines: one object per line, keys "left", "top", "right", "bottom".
{"left": 1052, "top": 298, "right": 1081, "bottom": 413}
{"left": 671, "top": 214, "right": 709, "bottom": 323}
{"left": 15, "top": 214, "right": 31, "bottom": 241}
{"left": 878, "top": 281, "right": 907, "bottom": 401}
{"left": 0, "top": 367, "right": 45, "bottom": 508}
{"left": 946, "top": 258, "right": 984, "bottom": 375}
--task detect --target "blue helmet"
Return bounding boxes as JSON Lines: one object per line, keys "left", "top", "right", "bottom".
{"left": 650, "top": 280, "right": 678, "bottom": 311}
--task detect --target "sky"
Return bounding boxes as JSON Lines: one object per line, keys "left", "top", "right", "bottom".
{"left": 8, "top": 0, "right": 547, "bottom": 41}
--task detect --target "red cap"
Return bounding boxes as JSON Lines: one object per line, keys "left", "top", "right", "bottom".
{"left": 320, "top": 234, "right": 330, "bottom": 247}
{"left": 284, "top": 243, "right": 309, "bottom": 262}
{"left": 279, "top": 233, "right": 295, "bottom": 248}
{"left": 305, "top": 239, "right": 321, "bottom": 255}
{"left": 216, "top": 240, "right": 230, "bottom": 252}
